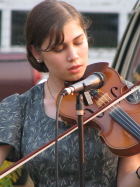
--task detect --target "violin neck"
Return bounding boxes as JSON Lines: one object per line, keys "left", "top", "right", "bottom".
{"left": 109, "top": 106, "right": 140, "bottom": 141}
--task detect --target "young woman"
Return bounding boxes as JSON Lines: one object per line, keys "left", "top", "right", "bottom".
{"left": 0, "top": 0, "right": 140, "bottom": 186}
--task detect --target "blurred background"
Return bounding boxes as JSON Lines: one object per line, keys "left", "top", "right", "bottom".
{"left": 0, "top": 0, "right": 136, "bottom": 65}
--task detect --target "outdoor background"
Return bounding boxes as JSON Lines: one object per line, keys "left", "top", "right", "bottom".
{"left": 0, "top": 0, "right": 137, "bottom": 186}
{"left": 0, "top": 0, "right": 136, "bottom": 66}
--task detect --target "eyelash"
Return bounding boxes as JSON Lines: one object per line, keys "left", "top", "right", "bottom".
{"left": 53, "top": 40, "right": 84, "bottom": 53}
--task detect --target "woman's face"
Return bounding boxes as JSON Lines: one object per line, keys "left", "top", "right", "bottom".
{"left": 40, "top": 19, "right": 88, "bottom": 82}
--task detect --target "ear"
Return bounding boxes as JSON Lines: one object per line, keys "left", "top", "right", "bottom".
{"left": 30, "top": 45, "right": 41, "bottom": 59}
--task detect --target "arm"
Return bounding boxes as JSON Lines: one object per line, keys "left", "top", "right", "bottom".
{"left": 0, "top": 145, "right": 12, "bottom": 166}
{"left": 117, "top": 153, "right": 140, "bottom": 187}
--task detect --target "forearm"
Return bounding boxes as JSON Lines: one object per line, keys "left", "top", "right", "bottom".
{"left": 117, "top": 155, "right": 140, "bottom": 187}
{"left": 117, "top": 168, "right": 140, "bottom": 187}
{"left": 0, "top": 145, "right": 12, "bottom": 166}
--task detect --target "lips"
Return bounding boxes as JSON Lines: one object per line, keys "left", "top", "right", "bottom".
{"left": 68, "top": 65, "right": 82, "bottom": 73}
{"left": 68, "top": 65, "right": 81, "bottom": 70}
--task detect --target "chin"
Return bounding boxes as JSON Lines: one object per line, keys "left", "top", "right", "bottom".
{"left": 69, "top": 73, "right": 85, "bottom": 82}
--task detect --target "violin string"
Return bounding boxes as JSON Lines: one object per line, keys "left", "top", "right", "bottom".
{"left": 93, "top": 85, "right": 140, "bottom": 133}
{"left": 95, "top": 90, "right": 127, "bottom": 117}
{"left": 95, "top": 90, "right": 122, "bottom": 112}
{"left": 111, "top": 106, "right": 140, "bottom": 132}
{"left": 99, "top": 92, "right": 132, "bottom": 126}
{"left": 93, "top": 90, "right": 140, "bottom": 134}
{"left": 94, "top": 92, "right": 130, "bottom": 129}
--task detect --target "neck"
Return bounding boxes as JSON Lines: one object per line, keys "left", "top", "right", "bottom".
{"left": 45, "top": 78, "right": 64, "bottom": 100}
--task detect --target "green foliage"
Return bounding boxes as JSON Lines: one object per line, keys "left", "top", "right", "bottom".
{"left": 0, "top": 161, "right": 22, "bottom": 187}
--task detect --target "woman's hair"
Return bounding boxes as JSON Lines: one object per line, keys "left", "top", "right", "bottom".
{"left": 25, "top": 0, "right": 91, "bottom": 72}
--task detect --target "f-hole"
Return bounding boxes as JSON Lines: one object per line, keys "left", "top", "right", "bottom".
{"left": 85, "top": 108, "right": 104, "bottom": 118}
{"left": 111, "top": 87, "right": 119, "bottom": 98}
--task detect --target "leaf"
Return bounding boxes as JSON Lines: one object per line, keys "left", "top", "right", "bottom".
{"left": 0, "top": 161, "right": 22, "bottom": 186}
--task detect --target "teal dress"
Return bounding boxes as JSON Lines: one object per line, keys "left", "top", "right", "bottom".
{"left": 1, "top": 81, "right": 137, "bottom": 187}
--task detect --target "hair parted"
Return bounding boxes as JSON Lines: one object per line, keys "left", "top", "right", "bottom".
{"left": 25, "top": 0, "right": 91, "bottom": 72}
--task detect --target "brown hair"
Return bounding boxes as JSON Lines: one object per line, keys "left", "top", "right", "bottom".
{"left": 25, "top": 0, "right": 91, "bottom": 72}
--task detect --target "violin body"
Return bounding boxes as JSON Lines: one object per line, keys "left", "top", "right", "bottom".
{"left": 59, "top": 63, "right": 140, "bottom": 156}
{"left": 1, "top": 63, "right": 140, "bottom": 179}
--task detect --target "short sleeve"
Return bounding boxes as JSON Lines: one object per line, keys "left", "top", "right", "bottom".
{"left": 0, "top": 94, "right": 22, "bottom": 162}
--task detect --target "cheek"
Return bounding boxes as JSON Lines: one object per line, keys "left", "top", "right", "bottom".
{"left": 80, "top": 43, "right": 88, "bottom": 56}
{"left": 41, "top": 54, "right": 62, "bottom": 68}
{"left": 44, "top": 57, "right": 65, "bottom": 73}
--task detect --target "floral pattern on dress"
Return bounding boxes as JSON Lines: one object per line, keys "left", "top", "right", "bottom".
{"left": 0, "top": 80, "right": 139, "bottom": 187}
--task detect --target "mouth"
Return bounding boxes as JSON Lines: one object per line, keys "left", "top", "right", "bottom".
{"left": 68, "top": 65, "right": 82, "bottom": 73}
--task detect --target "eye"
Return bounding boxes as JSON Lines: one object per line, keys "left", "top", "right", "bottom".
{"left": 74, "top": 37, "right": 84, "bottom": 45}
{"left": 74, "top": 40, "right": 83, "bottom": 45}
{"left": 52, "top": 44, "right": 65, "bottom": 53}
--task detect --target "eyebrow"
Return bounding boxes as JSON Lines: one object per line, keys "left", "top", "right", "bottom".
{"left": 73, "top": 34, "right": 84, "bottom": 40}
{"left": 61, "top": 33, "right": 84, "bottom": 45}
{"left": 46, "top": 33, "right": 84, "bottom": 51}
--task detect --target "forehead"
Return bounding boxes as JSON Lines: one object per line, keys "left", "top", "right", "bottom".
{"left": 41, "top": 19, "right": 84, "bottom": 49}
{"left": 63, "top": 19, "right": 84, "bottom": 33}
{"left": 62, "top": 19, "right": 85, "bottom": 41}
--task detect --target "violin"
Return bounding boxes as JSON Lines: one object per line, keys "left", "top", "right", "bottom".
{"left": 0, "top": 62, "right": 140, "bottom": 179}
{"left": 59, "top": 62, "right": 140, "bottom": 157}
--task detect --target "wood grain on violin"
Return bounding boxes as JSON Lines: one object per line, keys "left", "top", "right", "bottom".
{"left": 1, "top": 62, "right": 140, "bottom": 179}
{"left": 59, "top": 62, "right": 140, "bottom": 157}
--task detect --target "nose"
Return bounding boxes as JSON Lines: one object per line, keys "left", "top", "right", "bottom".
{"left": 67, "top": 47, "right": 79, "bottom": 62}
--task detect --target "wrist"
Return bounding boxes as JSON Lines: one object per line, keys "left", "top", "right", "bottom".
{"left": 136, "top": 167, "right": 140, "bottom": 179}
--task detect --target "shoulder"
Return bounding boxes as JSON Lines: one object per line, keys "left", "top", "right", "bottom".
{"left": 0, "top": 83, "right": 44, "bottom": 111}
{"left": 123, "top": 80, "right": 133, "bottom": 88}
{"left": 19, "top": 83, "right": 44, "bottom": 103}
{"left": 123, "top": 80, "right": 140, "bottom": 103}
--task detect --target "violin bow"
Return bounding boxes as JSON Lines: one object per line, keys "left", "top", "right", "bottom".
{"left": 0, "top": 81, "right": 140, "bottom": 179}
